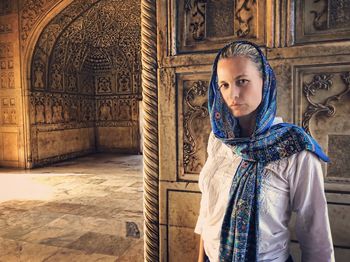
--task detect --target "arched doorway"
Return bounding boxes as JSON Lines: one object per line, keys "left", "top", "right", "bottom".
{"left": 23, "top": 0, "right": 142, "bottom": 167}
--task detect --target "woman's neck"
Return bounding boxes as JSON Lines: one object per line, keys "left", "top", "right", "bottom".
{"left": 238, "top": 111, "right": 257, "bottom": 137}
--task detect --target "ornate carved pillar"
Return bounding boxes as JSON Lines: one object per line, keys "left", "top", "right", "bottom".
{"left": 141, "top": 0, "right": 159, "bottom": 261}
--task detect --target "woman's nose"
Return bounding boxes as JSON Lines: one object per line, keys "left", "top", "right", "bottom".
{"left": 229, "top": 84, "right": 240, "bottom": 99}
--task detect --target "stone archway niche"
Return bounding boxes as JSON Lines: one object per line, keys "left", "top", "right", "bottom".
{"left": 26, "top": 0, "right": 142, "bottom": 167}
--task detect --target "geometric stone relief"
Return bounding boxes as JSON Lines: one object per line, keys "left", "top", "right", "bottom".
{"left": 33, "top": 61, "right": 45, "bottom": 89}
{"left": 0, "top": 72, "right": 7, "bottom": 89}
{"left": 296, "top": 0, "right": 350, "bottom": 43}
{"left": 30, "top": 92, "right": 95, "bottom": 126}
{"left": 65, "top": 72, "right": 78, "bottom": 93}
{"left": 96, "top": 95, "right": 138, "bottom": 126}
{"left": 50, "top": 97, "right": 64, "bottom": 123}
{"left": 98, "top": 99, "right": 113, "bottom": 121}
{"left": 1, "top": 97, "right": 17, "bottom": 125}
{"left": 117, "top": 69, "right": 132, "bottom": 93}
{"left": 0, "top": 42, "right": 13, "bottom": 58}
{"left": 176, "top": 0, "right": 265, "bottom": 53}
{"left": 79, "top": 73, "right": 95, "bottom": 94}
{"left": 177, "top": 74, "right": 211, "bottom": 180}
{"left": 295, "top": 64, "right": 350, "bottom": 179}
{"left": 0, "top": 22, "right": 13, "bottom": 34}
{"left": 117, "top": 98, "right": 132, "bottom": 121}
{"left": 96, "top": 75, "right": 113, "bottom": 94}
{"left": 7, "top": 71, "right": 14, "bottom": 89}
{"left": 0, "top": 42, "right": 14, "bottom": 89}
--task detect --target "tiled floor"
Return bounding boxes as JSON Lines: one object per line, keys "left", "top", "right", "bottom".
{"left": 0, "top": 154, "right": 144, "bottom": 262}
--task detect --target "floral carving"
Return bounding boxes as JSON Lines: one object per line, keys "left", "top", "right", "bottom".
{"left": 310, "top": 0, "right": 328, "bottom": 30}
{"left": 235, "top": 0, "right": 256, "bottom": 37}
{"left": 183, "top": 80, "right": 208, "bottom": 173}
{"left": 20, "top": 0, "right": 56, "bottom": 40}
{"left": 185, "top": 0, "right": 207, "bottom": 41}
{"left": 302, "top": 73, "right": 350, "bottom": 135}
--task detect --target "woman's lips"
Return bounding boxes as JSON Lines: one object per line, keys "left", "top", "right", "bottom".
{"left": 230, "top": 103, "right": 243, "bottom": 107}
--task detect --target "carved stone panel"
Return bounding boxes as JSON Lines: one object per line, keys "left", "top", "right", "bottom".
{"left": 96, "top": 75, "right": 113, "bottom": 94}
{"left": 295, "top": 64, "right": 350, "bottom": 181}
{"left": 1, "top": 97, "right": 17, "bottom": 126}
{"left": 296, "top": 0, "right": 350, "bottom": 43}
{"left": 0, "top": 42, "right": 14, "bottom": 89}
{"left": 175, "top": 0, "right": 266, "bottom": 53}
{"left": 0, "top": 21, "right": 13, "bottom": 34}
{"left": 177, "top": 73, "right": 211, "bottom": 180}
{"left": 20, "top": 0, "right": 88, "bottom": 42}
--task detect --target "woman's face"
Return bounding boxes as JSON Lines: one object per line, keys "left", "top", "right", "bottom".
{"left": 217, "top": 56, "right": 263, "bottom": 118}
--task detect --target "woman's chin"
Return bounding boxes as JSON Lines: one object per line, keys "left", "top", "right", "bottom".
{"left": 231, "top": 110, "right": 256, "bottom": 119}
{"left": 231, "top": 110, "right": 248, "bottom": 118}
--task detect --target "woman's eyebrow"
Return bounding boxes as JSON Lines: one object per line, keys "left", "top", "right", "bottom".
{"left": 234, "top": 74, "right": 248, "bottom": 80}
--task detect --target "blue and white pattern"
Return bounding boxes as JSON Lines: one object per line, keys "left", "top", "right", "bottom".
{"left": 208, "top": 40, "right": 329, "bottom": 262}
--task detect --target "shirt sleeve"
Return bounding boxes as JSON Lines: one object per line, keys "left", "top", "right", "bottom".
{"left": 194, "top": 132, "right": 216, "bottom": 235}
{"left": 288, "top": 151, "right": 335, "bottom": 262}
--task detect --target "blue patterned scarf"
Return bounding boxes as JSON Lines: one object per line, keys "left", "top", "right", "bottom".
{"left": 208, "top": 40, "right": 329, "bottom": 261}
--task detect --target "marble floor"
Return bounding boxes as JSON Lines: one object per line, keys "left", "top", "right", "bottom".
{"left": 0, "top": 154, "right": 144, "bottom": 262}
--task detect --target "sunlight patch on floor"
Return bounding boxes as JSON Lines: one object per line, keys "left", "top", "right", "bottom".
{"left": 0, "top": 174, "right": 54, "bottom": 203}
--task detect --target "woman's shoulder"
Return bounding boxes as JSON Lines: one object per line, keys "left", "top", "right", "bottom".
{"left": 207, "top": 131, "right": 234, "bottom": 159}
{"left": 265, "top": 150, "right": 321, "bottom": 176}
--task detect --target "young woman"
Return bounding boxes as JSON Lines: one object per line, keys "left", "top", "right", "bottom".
{"left": 195, "top": 41, "right": 334, "bottom": 262}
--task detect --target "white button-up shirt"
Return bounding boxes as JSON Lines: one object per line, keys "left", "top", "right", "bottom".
{"left": 195, "top": 120, "right": 335, "bottom": 262}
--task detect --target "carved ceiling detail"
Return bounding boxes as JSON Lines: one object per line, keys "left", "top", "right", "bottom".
{"left": 20, "top": 0, "right": 57, "bottom": 41}
{"left": 30, "top": 0, "right": 141, "bottom": 129}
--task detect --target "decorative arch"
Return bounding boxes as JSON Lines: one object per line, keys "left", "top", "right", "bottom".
{"left": 22, "top": 0, "right": 142, "bottom": 166}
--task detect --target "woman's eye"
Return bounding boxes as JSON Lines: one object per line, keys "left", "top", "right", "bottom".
{"left": 236, "top": 79, "right": 249, "bottom": 86}
{"left": 220, "top": 83, "right": 229, "bottom": 89}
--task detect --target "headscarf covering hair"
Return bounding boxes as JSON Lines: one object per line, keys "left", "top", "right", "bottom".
{"left": 208, "top": 40, "right": 329, "bottom": 261}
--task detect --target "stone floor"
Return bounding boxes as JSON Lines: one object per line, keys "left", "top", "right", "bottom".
{"left": 0, "top": 154, "right": 144, "bottom": 262}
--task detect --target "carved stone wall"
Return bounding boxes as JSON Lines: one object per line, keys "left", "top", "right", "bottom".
{"left": 0, "top": 1, "right": 25, "bottom": 167}
{"left": 156, "top": 0, "right": 350, "bottom": 261}
{"left": 27, "top": 0, "right": 141, "bottom": 166}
